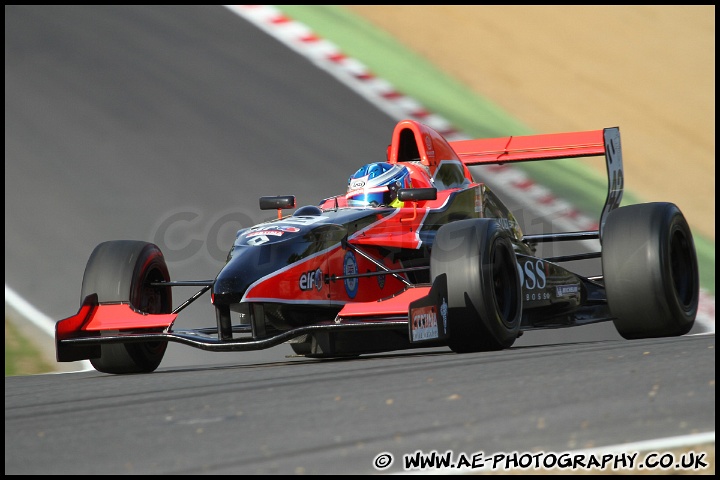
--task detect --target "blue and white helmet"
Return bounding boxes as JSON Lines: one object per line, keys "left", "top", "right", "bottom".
{"left": 346, "top": 162, "right": 412, "bottom": 207}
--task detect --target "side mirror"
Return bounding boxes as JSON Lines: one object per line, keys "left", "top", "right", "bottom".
{"left": 398, "top": 188, "right": 437, "bottom": 202}
{"left": 398, "top": 188, "right": 437, "bottom": 224}
{"left": 259, "top": 195, "right": 296, "bottom": 210}
{"left": 259, "top": 195, "right": 296, "bottom": 219}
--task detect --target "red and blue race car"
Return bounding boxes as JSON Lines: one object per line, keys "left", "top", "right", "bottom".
{"left": 55, "top": 119, "right": 700, "bottom": 374}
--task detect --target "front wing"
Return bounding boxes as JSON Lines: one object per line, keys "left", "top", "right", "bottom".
{"left": 55, "top": 286, "right": 450, "bottom": 362}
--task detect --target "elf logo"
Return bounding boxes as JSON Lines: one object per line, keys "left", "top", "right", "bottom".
{"left": 299, "top": 268, "right": 324, "bottom": 291}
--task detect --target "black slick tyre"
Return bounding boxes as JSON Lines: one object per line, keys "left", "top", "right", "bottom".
{"left": 431, "top": 219, "right": 522, "bottom": 353}
{"left": 602, "top": 202, "right": 698, "bottom": 339}
{"left": 81, "top": 240, "right": 172, "bottom": 374}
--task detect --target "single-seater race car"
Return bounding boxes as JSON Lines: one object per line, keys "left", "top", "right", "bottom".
{"left": 55, "top": 119, "right": 700, "bottom": 374}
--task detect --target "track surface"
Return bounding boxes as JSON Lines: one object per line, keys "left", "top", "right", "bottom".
{"left": 6, "top": 334, "right": 715, "bottom": 475}
{"left": 5, "top": 6, "right": 715, "bottom": 474}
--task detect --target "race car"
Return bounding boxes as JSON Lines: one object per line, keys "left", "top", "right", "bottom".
{"left": 55, "top": 119, "right": 700, "bottom": 374}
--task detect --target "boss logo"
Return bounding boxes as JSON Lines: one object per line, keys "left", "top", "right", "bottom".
{"left": 299, "top": 268, "right": 323, "bottom": 291}
{"left": 517, "top": 259, "right": 547, "bottom": 290}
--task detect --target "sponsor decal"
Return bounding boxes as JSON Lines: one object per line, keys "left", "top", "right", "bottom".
{"left": 242, "top": 225, "right": 302, "bottom": 245}
{"left": 517, "top": 259, "right": 547, "bottom": 290}
{"left": 246, "top": 225, "right": 300, "bottom": 234}
{"left": 299, "top": 268, "right": 324, "bottom": 292}
{"left": 518, "top": 259, "right": 551, "bottom": 301}
{"left": 556, "top": 284, "right": 579, "bottom": 296}
{"left": 440, "top": 297, "right": 448, "bottom": 333}
{"left": 349, "top": 178, "right": 366, "bottom": 189}
{"left": 377, "top": 266, "right": 385, "bottom": 289}
{"left": 411, "top": 305, "right": 439, "bottom": 341}
{"left": 496, "top": 217, "right": 514, "bottom": 232}
{"left": 246, "top": 230, "right": 284, "bottom": 238}
{"left": 424, "top": 135, "right": 434, "bottom": 158}
{"left": 343, "top": 251, "right": 358, "bottom": 298}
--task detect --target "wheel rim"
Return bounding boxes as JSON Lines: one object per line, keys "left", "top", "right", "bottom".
{"left": 132, "top": 264, "right": 171, "bottom": 314}
{"left": 132, "top": 263, "right": 171, "bottom": 354}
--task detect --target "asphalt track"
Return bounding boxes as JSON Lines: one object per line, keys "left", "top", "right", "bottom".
{"left": 5, "top": 6, "right": 715, "bottom": 475}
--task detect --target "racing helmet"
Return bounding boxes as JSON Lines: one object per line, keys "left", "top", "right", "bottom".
{"left": 346, "top": 162, "right": 412, "bottom": 207}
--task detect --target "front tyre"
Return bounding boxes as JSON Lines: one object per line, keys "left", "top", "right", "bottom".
{"left": 431, "top": 219, "right": 522, "bottom": 353}
{"left": 81, "top": 240, "right": 172, "bottom": 373}
{"left": 602, "top": 202, "right": 698, "bottom": 339}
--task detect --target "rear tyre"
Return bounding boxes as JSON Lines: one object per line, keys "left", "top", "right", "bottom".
{"left": 602, "top": 202, "right": 698, "bottom": 339}
{"left": 81, "top": 240, "right": 172, "bottom": 374}
{"left": 431, "top": 219, "right": 522, "bottom": 353}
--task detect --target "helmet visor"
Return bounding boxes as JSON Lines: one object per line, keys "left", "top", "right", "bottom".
{"left": 346, "top": 186, "right": 390, "bottom": 207}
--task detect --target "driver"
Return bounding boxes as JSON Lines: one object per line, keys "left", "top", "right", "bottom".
{"left": 346, "top": 162, "right": 412, "bottom": 208}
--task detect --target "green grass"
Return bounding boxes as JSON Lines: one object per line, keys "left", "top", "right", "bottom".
{"left": 5, "top": 318, "right": 56, "bottom": 376}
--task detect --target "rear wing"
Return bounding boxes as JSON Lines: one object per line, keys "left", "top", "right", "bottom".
{"left": 450, "top": 127, "right": 623, "bottom": 238}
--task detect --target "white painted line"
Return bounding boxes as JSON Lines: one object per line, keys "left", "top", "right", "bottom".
{"left": 580, "top": 430, "right": 715, "bottom": 456}
{"left": 5, "top": 284, "right": 92, "bottom": 372}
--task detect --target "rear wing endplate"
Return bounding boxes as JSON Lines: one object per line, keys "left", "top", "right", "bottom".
{"left": 450, "top": 127, "right": 623, "bottom": 237}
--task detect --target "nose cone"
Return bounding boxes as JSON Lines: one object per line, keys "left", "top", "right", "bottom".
{"left": 211, "top": 247, "right": 263, "bottom": 305}
{"left": 211, "top": 242, "right": 294, "bottom": 306}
